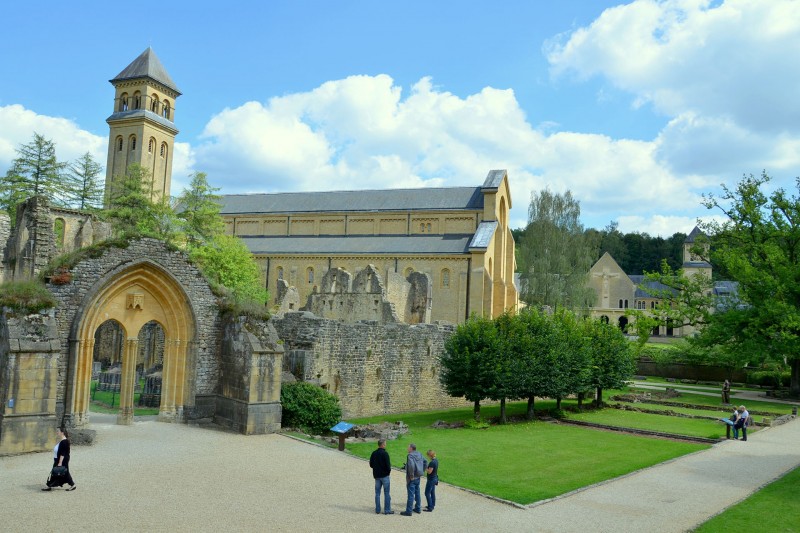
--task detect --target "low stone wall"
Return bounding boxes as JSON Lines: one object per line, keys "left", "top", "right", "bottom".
{"left": 273, "top": 312, "right": 467, "bottom": 418}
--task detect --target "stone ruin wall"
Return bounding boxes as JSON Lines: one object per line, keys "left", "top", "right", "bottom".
{"left": 46, "top": 239, "right": 223, "bottom": 422}
{"left": 274, "top": 312, "right": 469, "bottom": 418}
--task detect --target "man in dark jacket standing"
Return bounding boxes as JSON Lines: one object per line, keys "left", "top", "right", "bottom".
{"left": 370, "top": 439, "right": 394, "bottom": 514}
{"left": 400, "top": 443, "right": 424, "bottom": 516}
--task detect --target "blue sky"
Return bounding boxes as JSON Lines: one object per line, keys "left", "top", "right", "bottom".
{"left": 1, "top": 0, "right": 798, "bottom": 234}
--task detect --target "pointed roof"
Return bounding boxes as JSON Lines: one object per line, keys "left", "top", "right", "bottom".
{"left": 111, "top": 48, "right": 180, "bottom": 94}
{"left": 684, "top": 226, "right": 704, "bottom": 243}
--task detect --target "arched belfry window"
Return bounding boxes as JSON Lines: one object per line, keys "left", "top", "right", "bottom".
{"left": 160, "top": 142, "right": 167, "bottom": 158}
{"left": 129, "top": 135, "right": 136, "bottom": 151}
{"left": 162, "top": 100, "right": 170, "bottom": 119}
{"left": 133, "top": 91, "right": 141, "bottom": 109}
{"left": 117, "top": 137, "right": 123, "bottom": 152}
{"left": 119, "top": 93, "right": 128, "bottom": 112}
{"left": 151, "top": 95, "right": 159, "bottom": 113}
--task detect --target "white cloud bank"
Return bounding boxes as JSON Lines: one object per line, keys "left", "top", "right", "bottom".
{"left": 3, "top": 1, "right": 797, "bottom": 237}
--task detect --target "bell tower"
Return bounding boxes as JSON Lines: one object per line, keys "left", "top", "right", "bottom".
{"left": 105, "top": 47, "right": 180, "bottom": 206}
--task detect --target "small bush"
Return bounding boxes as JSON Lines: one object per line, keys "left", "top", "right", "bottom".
{"left": 280, "top": 382, "right": 342, "bottom": 434}
{"left": 0, "top": 280, "right": 57, "bottom": 313}
{"left": 746, "top": 370, "right": 790, "bottom": 388}
{"left": 464, "top": 418, "right": 490, "bottom": 429}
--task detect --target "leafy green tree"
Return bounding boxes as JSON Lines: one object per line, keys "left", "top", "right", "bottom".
{"left": 440, "top": 315, "right": 500, "bottom": 421}
{"left": 699, "top": 172, "right": 800, "bottom": 395}
{"left": 177, "top": 171, "right": 224, "bottom": 248}
{"left": 518, "top": 189, "right": 598, "bottom": 310}
{"left": 66, "top": 152, "right": 104, "bottom": 210}
{"left": 511, "top": 308, "right": 556, "bottom": 419}
{"left": 105, "top": 163, "right": 178, "bottom": 242}
{"left": 539, "top": 310, "right": 590, "bottom": 410}
{"left": 583, "top": 318, "right": 635, "bottom": 406}
{"left": 189, "top": 233, "right": 268, "bottom": 306}
{"left": 491, "top": 312, "right": 525, "bottom": 423}
{"left": 0, "top": 133, "right": 66, "bottom": 221}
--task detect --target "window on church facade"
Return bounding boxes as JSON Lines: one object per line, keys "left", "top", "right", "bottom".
{"left": 133, "top": 92, "right": 141, "bottom": 109}
{"left": 160, "top": 143, "right": 167, "bottom": 158}
{"left": 117, "top": 137, "right": 123, "bottom": 151}
{"left": 148, "top": 138, "right": 155, "bottom": 154}
{"left": 130, "top": 136, "right": 136, "bottom": 151}
{"left": 162, "top": 100, "right": 170, "bottom": 119}
{"left": 119, "top": 93, "right": 128, "bottom": 112}
{"left": 151, "top": 96, "right": 159, "bottom": 113}
{"left": 307, "top": 267, "right": 314, "bottom": 284}
{"left": 277, "top": 266, "right": 284, "bottom": 280}
{"left": 441, "top": 268, "right": 450, "bottom": 288}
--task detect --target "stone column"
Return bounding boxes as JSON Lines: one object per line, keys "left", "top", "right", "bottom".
{"left": 117, "top": 338, "right": 138, "bottom": 425}
{"left": 73, "top": 338, "right": 95, "bottom": 427}
{"left": 159, "top": 338, "right": 178, "bottom": 422}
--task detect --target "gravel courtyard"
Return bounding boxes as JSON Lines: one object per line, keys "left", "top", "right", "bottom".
{"left": 2, "top": 414, "right": 799, "bottom": 532}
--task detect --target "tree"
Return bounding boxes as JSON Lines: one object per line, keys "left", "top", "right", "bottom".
{"left": 518, "top": 189, "right": 598, "bottom": 310}
{"left": 511, "top": 308, "right": 556, "bottom": 419}
{"left": 583, "top": 318, "right": 635, "bottom": 406}
{"left": 440, "top": 315, "right": 499, "bottom": 421}
{"left": 538, "top": 310, "right": 590, "bottom": 410}
{"left": 177, "top": 171, "right": 224, "bottom": 248}
{"left": 66, "top": 152, "right": 104, "bottom": 210}
{"left": 105, "top": 163, "right": 178, "bottom": 242}
{"left": 491, "top": 312, "right": 524, "bottom": 423}
{"left": 189, "top": 233, "right": 269, "bottom": 306}
{"left": 0, "top": 133, "right": 67, "bottom": 220}
{"left": 699, "top": 172, "right": 800, "bottom": 396}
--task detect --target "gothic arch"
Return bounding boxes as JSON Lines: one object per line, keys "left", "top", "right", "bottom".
{"left": 65, "top": 259, "right": 197, "bottom": 426}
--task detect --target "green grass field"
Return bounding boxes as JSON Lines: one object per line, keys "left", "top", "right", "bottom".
{"left": 347, "top": 403, "right": 707, "bottom": 504}
{"left": 694, "top": 466, "right": 800, "bottom": 532}
{"left": 89, "top": 381, "right": 160, "bottom": 416}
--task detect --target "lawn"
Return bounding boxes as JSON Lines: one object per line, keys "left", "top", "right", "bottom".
{"left": 347, "top": 403, "right": 707, "bottom": 504}
{"left": 89, "top": 380, "right": 160, "bottom": 416}
{"left": 568, "top": 408, "right": 730, "bottom": 439}
{"left": 694, "top": 466, "right": 800, "bottom": 533}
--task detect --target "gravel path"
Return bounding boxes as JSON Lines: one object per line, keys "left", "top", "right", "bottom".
{"left": 2, "top": 416, "right": 799, "bottom": 532}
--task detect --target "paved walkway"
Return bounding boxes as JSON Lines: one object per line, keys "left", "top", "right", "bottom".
{"left": 630, "top": 380, "right": 800, "bottom": 407}
{"left": 1, "top": 415, "right": 799, "bottom": 532}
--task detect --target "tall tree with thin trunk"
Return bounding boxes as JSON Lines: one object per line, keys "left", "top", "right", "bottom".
{"left": 0, "top": 133, "right": 66, "bottom": 221}
{"left": 177, "top": 171, "right": 224, "bottom": 248}
{"left": 518, "top": 189, "right": 598, "bottom": 310}
{"left": 66, "top": 152, "right": 104, "bottom": 210}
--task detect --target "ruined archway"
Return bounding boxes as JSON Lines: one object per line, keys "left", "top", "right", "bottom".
{"left": 65, "top": 260, "right": 196, "bottom": 426}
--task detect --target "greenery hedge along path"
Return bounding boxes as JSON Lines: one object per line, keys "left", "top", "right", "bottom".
{"left": 693, "top": 466, "right": 800, "bottom": 533}
{"left": 346, "top": 402, "right": 707, "bottom": 505}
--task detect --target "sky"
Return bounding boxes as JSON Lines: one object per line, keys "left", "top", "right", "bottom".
{"left": 1, "top": 0, "right": 798, "bottom": 235}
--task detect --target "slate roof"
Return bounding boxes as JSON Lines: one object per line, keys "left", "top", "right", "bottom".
{"left": 219, "top": 187, "right": 484, "bottom": 215}
{"left": 106, "top": 109, "right": 178, "bottom": 132}
{"left": 683, "top": 260, "right": 712, "bottom": 268}
{"left": 238, "top": 234, "right": 474, "bottom": 255}
{"left": 482, "top": 169, "right": 507, "bottom": 190}
{"left": 629, "top": 275, "right": 676, "bottom": 298}
{"left": 111, "top": 48, "right": 180, "bottom": 94}
{"left": 469, "top": 221, "right": 498, "bottom": 250}
{"left": 685, "top": 226, "right": 704, "bottom": 243}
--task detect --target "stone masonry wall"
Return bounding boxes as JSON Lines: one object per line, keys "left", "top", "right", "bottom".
{"left": 274, "top": 312, "right": 468, "bottom": 418}
{"left": 47, "top": 238, "right": 222, "bottom": 422}
{"left": 0, "top": 312, "right": 61, "bottom": 454}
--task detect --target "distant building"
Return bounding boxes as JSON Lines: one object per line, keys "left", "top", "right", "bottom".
{"left": 587, "top": 227, "right": 734, "bottom": 337}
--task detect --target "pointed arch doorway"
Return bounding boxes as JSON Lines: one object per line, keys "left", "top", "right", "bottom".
{"left": 66, "top": 261, "right": 196, "bottom": 426}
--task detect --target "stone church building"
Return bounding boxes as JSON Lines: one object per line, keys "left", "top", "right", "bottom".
{"left": 587, "top": 227, "right": 736, "bottom": 337}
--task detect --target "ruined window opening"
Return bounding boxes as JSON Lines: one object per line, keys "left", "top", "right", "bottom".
{"left": 54, "top": 218, "right": 65, "bottom": 251}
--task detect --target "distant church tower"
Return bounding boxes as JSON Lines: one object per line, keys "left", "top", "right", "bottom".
{"left": 682, "top": 226, "right": 712, "bottom": 279}
{"left": 105, "top": 48, "right": 180, "bottom": 206}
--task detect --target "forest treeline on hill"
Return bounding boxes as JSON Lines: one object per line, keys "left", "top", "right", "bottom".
{"left": 512, "top": 223, "right": 687, "bottom": 276}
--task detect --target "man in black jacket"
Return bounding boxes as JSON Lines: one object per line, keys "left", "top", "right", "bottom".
{"left": 369, "top": 439, "right": 394, "bottom": 514}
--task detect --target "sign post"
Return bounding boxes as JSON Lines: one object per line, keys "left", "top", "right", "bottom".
{"left": 330, "top": 421, "right": 355, "bottom": 451}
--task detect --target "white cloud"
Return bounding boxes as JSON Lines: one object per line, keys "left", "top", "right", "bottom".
{"left": 0, "top": 104, "right": 106, "bottom": 170}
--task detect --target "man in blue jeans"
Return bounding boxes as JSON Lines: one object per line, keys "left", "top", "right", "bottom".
{"left": 369, "top": 439, "right": 393, "bottom": 514}
{"left": 400, "top": 443, "right": 424, "bottom": 516}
